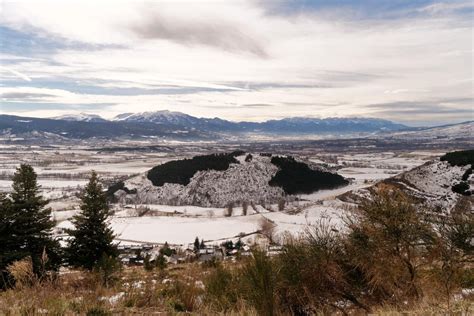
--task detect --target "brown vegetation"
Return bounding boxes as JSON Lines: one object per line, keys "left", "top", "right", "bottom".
{"left": 1, "top": 189, "right": 473, "bottom": 315}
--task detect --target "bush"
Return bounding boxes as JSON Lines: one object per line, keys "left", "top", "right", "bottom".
{"left": 205, "top": 265, "right": 239, "bottom": 311}
{"left": 6, "top": 257, "right": 36, "bottom": 289}
{"left": 277, "top": 222, "right": 369, "bottom": 314}
{"left": 242, "top": 249, "right": 277, "bottom": 316}
{"left": 344, "top": 189, "right": 436, "bottom": 305}
{"left": 93, "top": 254, "right": 121, "bottom": 288}
{"left": 225, "top": 203, "right": 234, "bottom": 217}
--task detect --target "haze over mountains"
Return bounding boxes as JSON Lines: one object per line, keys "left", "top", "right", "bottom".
{"left": 0, "top": 110, "right": 472, "bottom": 141}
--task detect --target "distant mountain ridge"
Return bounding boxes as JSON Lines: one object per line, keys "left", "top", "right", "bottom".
{"left": 53, "top": 113, "right": 107, "bottom": 123}
{"left": 0, "top": 111, "right": 470, "bottom": 141}
{"left": 111, "top": 110, "right": 407, "bottom": 133}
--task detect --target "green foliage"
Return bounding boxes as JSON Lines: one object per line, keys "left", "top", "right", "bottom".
{"left": 452, "top": 181, "right": 471, "bottom": 196}
{"left": 269, "top": 156, "right": 348, "bottom": 194}
{"left": 222, "top": 240, "right": 234, "bottom": 250}
{"left": 440, "top": 149, "right": 474, "bottom": 166}
{"left": 156, "top": 254, "right": 167, "bottom": 270}
{"left": 86, "top": 306, "right": 111, "bottom": 316}
{"left": 147, "top": 151, "right": 244, "bottom": 187}
{"left": 93, "top": 254, "right": 121, "bottom": 288}
{"left": 143, "top": 254, "right": 154, "bottom": 272}
{"left": 205, "top": 265, "right": 239, "bottom": 311}
{"left": 66, "top": 171, "right": 118, "bottom": 270}
{"left": 194, "top": 237, "right": 200, "bottom": 252}
{"left": 235, "top": 239, "right": 243, "bottom": 250}
{"left": 159, "top": 242, "right": 175, "bottom": 257}
{"left": 0, "top": 164, "right": 61, "bottom": 288}
{"left": 461, "top": 167, "right": 472, "bottom": 181}
{"left": 242, "top": 249, "right": 277, "bottom": 316}
{"left": 106, "top": 181, "right": 136, "bottom": 200}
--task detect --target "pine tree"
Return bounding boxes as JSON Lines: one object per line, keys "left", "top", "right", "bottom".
{"left": 66, "top": 171, "right": 117, "bottom": 270}
{"left": 0, "top": 165, "right": 60, "bottom": 287}
{"left": 194, "top": 237, "right": 200, "bottom": 252}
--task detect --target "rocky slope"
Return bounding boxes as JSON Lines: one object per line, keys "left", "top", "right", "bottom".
{"left": 341, "top": 150, "right": 473, "bottom": 212}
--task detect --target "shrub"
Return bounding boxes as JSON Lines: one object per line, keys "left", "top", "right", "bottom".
{"left": 242, "top": 249, "right": 277, "bottom": 316}
{"left": 205, "top": 265, "right": 239, "bottom": 311}
{"left": 277, "top": 221, "right": 369, "bottom": 314}
{"left": 259, "top": 218, "right": 275, "bottom": 243}
{"left": 344, "top": 189, "right": 436, "bottom": 305}
{"left": 277, "top": 199, "right": 285, "bottom": 211}
{"left": 93, "top": 254, "right": 121, "bottom": 288}
{"left": 225, "top": 203, "right": 234, "bottom": 217}
{"left": 6, "top": 257, "right": 36, "bottom": 289}
{"left": 242, "top": 201, "right": 248, "bottom": 216}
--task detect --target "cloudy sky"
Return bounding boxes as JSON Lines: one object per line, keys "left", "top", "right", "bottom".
{"left": 0, "top": 0, "right": 472, "bottom": 126}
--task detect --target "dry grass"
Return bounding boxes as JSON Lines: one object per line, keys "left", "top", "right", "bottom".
{"left": 1, "top": 260, "right": 472, "bottom": 315}
{"left": 0, "top": 262, "right": 254, "bottom": 315}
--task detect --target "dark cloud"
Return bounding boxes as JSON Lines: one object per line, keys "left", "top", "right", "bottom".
{"left": 128, "top": 11, "right": 267, "bottom": 58}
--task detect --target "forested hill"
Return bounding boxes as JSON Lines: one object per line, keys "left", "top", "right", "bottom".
{"left": 109, "top": 152, "right": 348, "bottom": 207}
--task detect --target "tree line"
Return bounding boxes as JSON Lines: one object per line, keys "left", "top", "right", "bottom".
{"left": 0, "top": 164, "right": 117, "bottom": 289}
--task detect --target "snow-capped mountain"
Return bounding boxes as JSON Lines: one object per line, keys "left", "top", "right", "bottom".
{"left": 109, "top": 152, "right": 348, "bottom": 207}
{"left": 111, "top": 110, "right": 407, "bottom": 134}
{"left": 113, "top": 110, "right": 200, "bottom": 125}
{"left": 53, "top": 113, "right": 107, "bottom": 122}
{"left": 385, "top": 121, "right": 473, "bottom": 140}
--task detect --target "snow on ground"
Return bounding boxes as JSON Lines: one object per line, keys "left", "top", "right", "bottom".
{"left": 0, "top": 179, "right": 87, "bottom": 190}
{"left": 0, "top": 147, "right": 445, "bottom": 245}
{"left": 110, "top": 215, "right": 261, "bottom": 245}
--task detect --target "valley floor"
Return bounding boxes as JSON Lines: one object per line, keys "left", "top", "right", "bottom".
{"left": 0, "top": 143, "right": 447, "bottom": 247}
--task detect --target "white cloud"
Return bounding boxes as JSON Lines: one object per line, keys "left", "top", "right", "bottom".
{"left": 0, "top": 0, "right": 472, "bottom": 125}
{"left": 0, "top": 66, "right": 31, "bottom": 81}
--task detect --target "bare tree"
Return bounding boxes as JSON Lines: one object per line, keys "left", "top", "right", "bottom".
{"left": 242, "top": 201, "right": 248, "bottom": 216}
{"left": 278, "top": 199, "right": 286, "bottom": 212}
{"left": 259, "top": 217, "right": 276, "bottom": 243}
{"left": 225, "top": 202, "right": 234, "bottom": 217}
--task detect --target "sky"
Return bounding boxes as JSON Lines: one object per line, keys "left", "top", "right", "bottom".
{"left": 0, "top": 0, "right": 472, "bottom": 126}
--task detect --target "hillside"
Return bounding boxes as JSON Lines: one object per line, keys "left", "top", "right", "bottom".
{"left": 341, "top": 149, "right": 473, "bottom": 212}
{"left": 109, "top": 152, "right": 348, "bottom": 207}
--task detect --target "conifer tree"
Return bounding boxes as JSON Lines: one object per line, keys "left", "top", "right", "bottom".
{"left": 194, "top": 237, "right": 200, "bottom": 252}
{"left": 66, "top": 171, "right": 117, "bottom": 270}
{"left": 0, "top": 165, "right": 60, "bottom": 287}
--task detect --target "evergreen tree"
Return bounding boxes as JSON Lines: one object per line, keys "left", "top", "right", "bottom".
{"left": 66, "top": 171, "right": 117, "bottom": 270}
{"left": 0, "top": 165, "right": 60, "bottom": 287}
{"left": 194, "top": 237, "right": 200, "bottom": 252}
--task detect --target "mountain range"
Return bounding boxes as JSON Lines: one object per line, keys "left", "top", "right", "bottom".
{"left": 0, "top": 110, "right": 471, "bottom": 141}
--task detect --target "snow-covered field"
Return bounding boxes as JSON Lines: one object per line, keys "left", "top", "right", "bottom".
{"left": 0, "top": 145, "right": 446, "bottom": 246}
